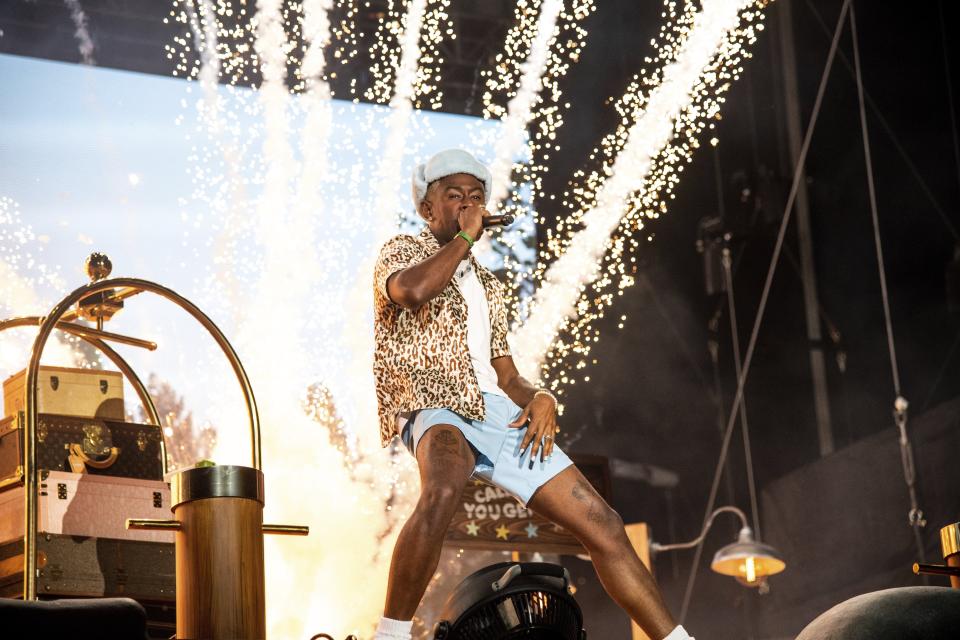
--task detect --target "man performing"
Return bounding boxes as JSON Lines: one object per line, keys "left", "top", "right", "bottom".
{"left": 372, "top": 148, "right": 693, "bottom": 640}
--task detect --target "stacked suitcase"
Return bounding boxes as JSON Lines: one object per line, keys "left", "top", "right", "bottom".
{"left": 0, "top": 366, "right": 176, "bottom": 638}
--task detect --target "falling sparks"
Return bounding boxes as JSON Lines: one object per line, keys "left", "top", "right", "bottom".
{"left": 155, "top": 0, "right": 768, "bottom": 634}
{"left": 373, "top": 0, "right": 432, "bottom": 240}
{"left": 183, "top": 0, "right": 221, "bottom": 130}
{"left": 293, "top": 0, "right": 334, "bottom": 290}
{"left": 0, "top": 0, "right": 772, "bottom": 637}
{"left": 158, "top": 0, "right": 487, "bottom": 636}
{"left": 480, "top": 0, "right": 594, "bottom": 313}
{"left": 157, "top": 1, "right": 768, "bottom": 633}
{"left": 0, "top": 198, "right": 76, "bottom": 371}
{"left": 486, "top": 0, "right": 564, "bottom": 210}
{"left": 512, "top": 0, "right": 768, "bottom": 387}
{"left": 365, "top": 0, "right": 451, "bottom": 111}
{"left": 299, "top": 0, "right": 335, "bottom": 155}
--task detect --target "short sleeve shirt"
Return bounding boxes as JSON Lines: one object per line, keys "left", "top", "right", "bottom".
{"left": 373, "top": 227, "right": 512, "bottom": 446}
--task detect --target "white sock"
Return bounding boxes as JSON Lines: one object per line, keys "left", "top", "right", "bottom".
{"left": 373, "top": 617, "right": 413, "bottom": 640}
{"left": 662, "top": 625, "right": 694, "bottom": 640}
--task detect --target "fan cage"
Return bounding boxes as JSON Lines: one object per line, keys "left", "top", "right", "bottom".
{"left": 450, "top": 589, "right": 583, "bottom": 640}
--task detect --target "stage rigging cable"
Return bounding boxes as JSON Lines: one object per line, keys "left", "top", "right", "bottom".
{"left": 679, "top": 0, "right": 943, "bottom": 619}
{"left": 721, "top": 240, "right": 760, "bottom": 543}
{"left": 679, "top": 0, "right": 852, "bottom": 621}
{"left": 849, "top": 2, "right": 927, "bottom": 568}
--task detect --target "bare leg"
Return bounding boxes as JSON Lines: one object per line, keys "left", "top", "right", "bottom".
{"left": 383, "top": 425, "right": 476, "bottom": 619}
{"left": 528, "top": 465, "right": 677, "bottom": 639}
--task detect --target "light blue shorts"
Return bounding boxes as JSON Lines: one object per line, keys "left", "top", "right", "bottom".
{"left": 400, "top": 392, "right": 573, "bottom": 506}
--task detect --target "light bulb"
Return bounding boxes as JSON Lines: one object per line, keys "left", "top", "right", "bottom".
{"left": 744, "top": 556, "right": 756, "bottom": 583}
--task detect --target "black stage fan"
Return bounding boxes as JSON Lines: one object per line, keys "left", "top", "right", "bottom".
{"left": 433, "top": 562, "right": 586, "bottom": 640}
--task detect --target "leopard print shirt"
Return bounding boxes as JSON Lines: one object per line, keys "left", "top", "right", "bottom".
{"left": 373, "top": 226, "right": 512, "bottom": 446}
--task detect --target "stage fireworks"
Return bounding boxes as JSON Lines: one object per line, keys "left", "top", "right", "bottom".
{"left": 0, "top": 0, "right": 770, "bottom": 636}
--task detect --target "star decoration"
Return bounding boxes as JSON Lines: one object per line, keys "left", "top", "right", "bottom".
{"left": 524, "top": 522, "right": 539, "bottom": 538}
{"left": 465, "top": 521, "right": 479, "bottom": 537}
{"left": 495, "top": 523, "right": 510, "bottom": 540}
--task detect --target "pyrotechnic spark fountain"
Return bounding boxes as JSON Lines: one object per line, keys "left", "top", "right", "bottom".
{"left": 479, "top": 0, "right": 593, "bottom": 312}
{"left": 342, "top": 0, "right": 456, "bottom": 456}
{"left": 218, "top": 2, "right": 406, "bottom": 636}
{"left": 512, "top": 0, "right": 767, "bottom": 385}
{"left": 253, "top": 0, "right": 295, "bottom": 226}
{"left": 64, "top": 0, "right": 96, "bottom": 65}
{"left": 0, "top": 0, "right": 771, "bottom": 636}
{"left": 365, "top": 0, "right": 450, "bottom": 110}
{"left": 373, "top": 0, "right": 431, "bottom": 240}
{"left": 486, "top": 0, "right": 563, "bottom": 211}
{"left": 183, "top": 0, "right": 220, "bottom": 125}
{"left": 293, "top": 0, "right": 335, "bottom": 347}
{"left": 298, "top": 0, "right": 334, "bottom": 181}
{"left": 161, "top": 0, "right": 460, "bottom": 633}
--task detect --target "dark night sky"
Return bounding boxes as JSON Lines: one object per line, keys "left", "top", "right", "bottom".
{"left": 2, "top": 0, "right": 959, "bottom": 637}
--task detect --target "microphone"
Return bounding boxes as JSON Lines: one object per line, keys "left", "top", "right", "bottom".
{"left": 482, "top": 214, "right": 515, "bottom": 228}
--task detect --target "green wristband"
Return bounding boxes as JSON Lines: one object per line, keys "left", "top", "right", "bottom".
{"left": 455, "top": 230, "right": 475, "bottom": 248}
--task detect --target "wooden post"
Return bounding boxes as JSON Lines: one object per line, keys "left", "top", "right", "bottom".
{"left": 625, "top": 522, "right": 652, "bottom": 640}
{"left": 169, "top": 465, "right": 266, "bottom": 640}
{"left": 174, "top": 496, "right": 266, "bottom": 639}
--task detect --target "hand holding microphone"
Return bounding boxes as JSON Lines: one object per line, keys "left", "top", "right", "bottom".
{"left": 458, "top": 206, "right": 515, "bottom": 244}
{"left": 457, "top": 204, "right": 484, "bottom": 242}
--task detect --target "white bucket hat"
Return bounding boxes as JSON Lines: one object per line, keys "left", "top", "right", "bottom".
{"left": 411, "top": 149, "right": 492, "bottom": 208}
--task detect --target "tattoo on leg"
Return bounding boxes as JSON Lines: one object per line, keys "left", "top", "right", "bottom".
{"left": 586, "top": 502, "right": 608, "bottom": 524}
{"left": 570, "top": 480, "right": 610, "bottom": 525}
{"left": 435, "top": 430, "right": 458, "bottom": 445}
{"left": 430, "top": 429, "right": 463, "bottom": 460}
{"left": 571, "top": 480, "right": 591, "bottom": 502}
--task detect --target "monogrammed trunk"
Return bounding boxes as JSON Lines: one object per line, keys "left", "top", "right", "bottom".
{"left": 0, "top": 414, "right": 164, "bottom": 484}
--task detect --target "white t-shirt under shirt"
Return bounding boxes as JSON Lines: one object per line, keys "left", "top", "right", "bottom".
{"left": 455, "top": 258, "right": 507, "bottom": 398}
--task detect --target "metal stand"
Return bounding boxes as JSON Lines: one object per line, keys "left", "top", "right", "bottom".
{"left": 0, "top": 253, "right": 268, "bottom": 603}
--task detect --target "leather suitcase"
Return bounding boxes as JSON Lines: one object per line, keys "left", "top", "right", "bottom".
{"left": 0, "top": 413, "right": 164, "bottom": 484}
{"left": 3, "top": 366, "right": 124, "bottom": 420}
{"left": 0, "top": 534, "right": 175, "bottom": 603}
{"left": 0, "top": 470, "right": 174, "bottom": 545}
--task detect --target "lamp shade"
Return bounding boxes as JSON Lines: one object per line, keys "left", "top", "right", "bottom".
{"left": 711, "top": 527, "right": 786, "bottom": 586}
